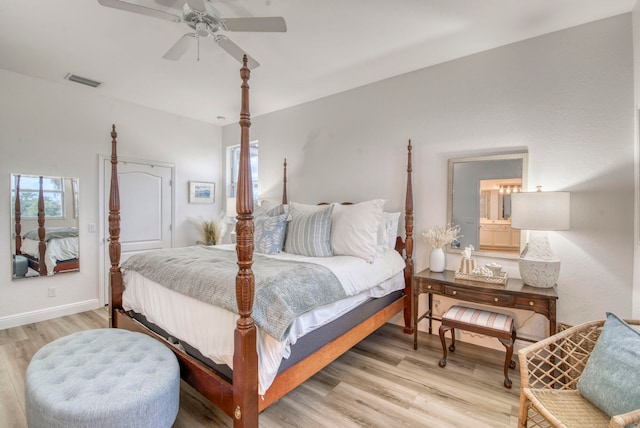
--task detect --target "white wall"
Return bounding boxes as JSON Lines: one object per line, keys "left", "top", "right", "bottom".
{"left": 223, "top": 14, "right": 635, "bottom": 346}
{"left": 631, "top": 1, "right": 640, "bottom": 320}
{"left": 0, "top": 69, "right": 223, "bottom": 329}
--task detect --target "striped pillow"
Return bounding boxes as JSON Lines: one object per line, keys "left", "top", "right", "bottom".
{"left": 284, "top": 204, "right": 333, "bottom": 257}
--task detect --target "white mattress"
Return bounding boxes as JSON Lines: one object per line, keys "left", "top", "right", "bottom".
{"left": 21, "top": 237, "right": 79, "bottom": 275}
{"left": 122, "top": 245, "right": 406, "bottom": 395}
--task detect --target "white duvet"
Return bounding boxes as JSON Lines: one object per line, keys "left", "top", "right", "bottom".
{"left": 21, "top": 237, "right": 79, "bottom": 275}
{"left": 122, "top": 244, "right": 406, "bottom": 395}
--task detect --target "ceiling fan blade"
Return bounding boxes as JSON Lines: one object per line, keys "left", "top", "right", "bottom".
{"left": 151, "top": 0, "right": 183, "bottom": 9}
{"left": 97, "top": 0, "right": 182, "bottom": 22}
{"left": 185, "top": 0, "right": 207, "bottom": 12}
{"left": 163, "top": 33, "right": 197, "bottom": 60}
{"left": 214, "top": 35, "right": 260, "bottom": 69}
{"left": 222, "top": 17, "right": 286, "bottom": 32}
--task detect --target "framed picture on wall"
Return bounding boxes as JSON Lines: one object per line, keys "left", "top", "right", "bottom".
{"left": 189, "top": 181, "right": 215, "bottom": 204}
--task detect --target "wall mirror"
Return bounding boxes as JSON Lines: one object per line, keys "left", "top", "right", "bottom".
{"left": 10, "top": 174, "right": 80, "bottom": 280}
{"left": 447, "top": 152, "right": 528, "bottom": 260}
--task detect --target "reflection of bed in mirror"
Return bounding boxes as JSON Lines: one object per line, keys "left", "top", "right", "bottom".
{"left": 12, "top": 174, "right": 79, "bottom": 278}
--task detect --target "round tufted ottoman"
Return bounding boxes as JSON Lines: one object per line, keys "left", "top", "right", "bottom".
{"left": 25, "top": 328, "right": 180, "bottom": 428}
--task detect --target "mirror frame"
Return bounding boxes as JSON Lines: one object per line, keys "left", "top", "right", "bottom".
{"left": 446, "top": 152, "right": 529, "bottom": 260}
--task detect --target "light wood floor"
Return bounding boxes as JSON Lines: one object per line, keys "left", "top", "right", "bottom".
{"left": 0, "top": 307, "right": 521, "bottom": 427}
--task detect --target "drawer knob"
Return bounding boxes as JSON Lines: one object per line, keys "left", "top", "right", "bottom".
{"left": 452, "top": 290, "right": 457, "bottom": 295}
{"left": 494, "top": 297, "right": 499, "bottom": 302}
{"left": 427, "top": 285, "right": 432, "bottom": 289}
{"left": 529, "top": 301, "right": 534, "bottom": 306}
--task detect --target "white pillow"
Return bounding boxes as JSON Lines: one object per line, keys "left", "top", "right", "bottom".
{"left": 288, "top": 201, "right": 327, "bottom": 214}
{"left": 377, "top": 212, "right": 401, "bottom": 251}
{"left": 258, "top": 199, "right": 281, "bottom": 212}
{"left": 331, "top": 199, "right": 385, "bottom": 262}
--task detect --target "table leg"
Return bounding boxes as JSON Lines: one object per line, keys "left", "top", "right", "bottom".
{"left": 413, "top": 288, "right": 418, "bottom": 350}
{"left": 428, "top": 293, "right": 433, "bottom": 335}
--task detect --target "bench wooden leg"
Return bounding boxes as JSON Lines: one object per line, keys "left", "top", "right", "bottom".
{"left": 438, "top": 325, "right": 455, "bottom": 368}
{"left": 498, "top": 326, "right": 517, "bottom": 389}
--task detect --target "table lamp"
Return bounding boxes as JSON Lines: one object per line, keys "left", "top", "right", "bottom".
{"left": 510, "top": 187, "right": 570, "bottom": 288}
{"left": 226, "top": 197, "right": 237, "bottom": 220}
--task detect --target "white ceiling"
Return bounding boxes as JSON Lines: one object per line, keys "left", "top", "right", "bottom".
{"left": 0, "top": 0, "right": 635, "bottom": 125}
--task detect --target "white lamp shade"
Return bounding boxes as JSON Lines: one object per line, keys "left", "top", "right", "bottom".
{"left": 511, "top": 191, "right": 570, "bottom": 231}
{"left": 226, "top": 197, "right": 237, "bottom": 218}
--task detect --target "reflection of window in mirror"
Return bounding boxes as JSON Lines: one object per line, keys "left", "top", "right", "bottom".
{"left": 12, "top": 175, "right": 65, "bottom": 218}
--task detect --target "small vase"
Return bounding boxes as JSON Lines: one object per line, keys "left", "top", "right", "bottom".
{"left": 430, "top": 247, "right": 446, "bottom": 273}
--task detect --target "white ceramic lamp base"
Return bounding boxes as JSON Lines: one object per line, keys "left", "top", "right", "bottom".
{"left": 518, "top": 231, "right": 560, "bottom": 288}
{"left": 518, "top": 258, "right": 560, "bottom": 288}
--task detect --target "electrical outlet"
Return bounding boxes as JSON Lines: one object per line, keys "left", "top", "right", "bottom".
{"left": 434, "top": 299, "right": 441, "bottom": 307}
{"left": 48, "top": 287, "right": 56, "bottom": 297}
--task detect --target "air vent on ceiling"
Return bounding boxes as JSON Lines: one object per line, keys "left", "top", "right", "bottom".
{"left": 64, "top": 73, "right": 102, "bottom": 88}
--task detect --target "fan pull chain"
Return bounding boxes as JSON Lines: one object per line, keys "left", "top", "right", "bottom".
{"left": 197, "top": 36, "right": 200, "bottom": 61}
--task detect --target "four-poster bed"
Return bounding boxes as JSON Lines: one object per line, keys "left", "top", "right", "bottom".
{"left": 108, "top": 56, "right": 414, "bottom": 427}
{"left": 13, "top": 174, "right": 79, "bottom": 277}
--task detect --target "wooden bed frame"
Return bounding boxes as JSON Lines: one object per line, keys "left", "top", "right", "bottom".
{"left": 108, "top": 56, "right": 414, "bottom": 427}
{"left": 14, "top": 174, "right": 80, "bottom": 276}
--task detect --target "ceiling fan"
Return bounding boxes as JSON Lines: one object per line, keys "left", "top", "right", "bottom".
{"left": 97, "top": 0, "right": 287, "bottom": 68}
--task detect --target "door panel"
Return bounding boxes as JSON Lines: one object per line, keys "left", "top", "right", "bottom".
{"left": 119, "top": 170, "right": 166, "bottom": 252}
{"left": 102, "top": 159, "right": 173, "bottom": 303}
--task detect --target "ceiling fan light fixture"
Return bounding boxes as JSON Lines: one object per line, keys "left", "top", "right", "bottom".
{"left": 64, "top": 73, "right": 102, "bottom": 88}
{"left": 195, "top": 22, "right": 209, "bottom": 36}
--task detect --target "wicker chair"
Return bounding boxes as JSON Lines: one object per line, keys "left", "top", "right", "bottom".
{"left": 517, "top": 319, "right": 640, "bottom": 428}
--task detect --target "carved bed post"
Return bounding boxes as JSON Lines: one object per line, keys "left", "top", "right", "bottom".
{"left": 37, "top": 176, "right": 47, "bottom": 276}
{"left": 282, "top": 158, "right": 288, "bottom": 205}
{"left": 108, "top": 125, "right": 123, "bottom": 328}
{"left": 15, "top": 175, "right": 22, "bottom": 255}
{"left": 403, "top": 140, "right": 414, "bottom": 333}
{"left": 233, "top": 55, "right": 258, "bottom": 428}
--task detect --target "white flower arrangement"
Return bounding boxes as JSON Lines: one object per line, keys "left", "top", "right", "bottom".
{"left": 422, "top": 224, "right": 461, "bottom": 249}
{"left": 189, "top": 212, "right": 228, "bottom": 245}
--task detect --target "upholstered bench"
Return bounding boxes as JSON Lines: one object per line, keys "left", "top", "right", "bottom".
{"left": 25, "top": 328, "right": 180, "bottom": 428}
{"left": 438, "top": 305, "right": 517, "bottom": 388}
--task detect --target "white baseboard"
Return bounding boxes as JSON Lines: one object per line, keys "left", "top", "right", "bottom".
{"left": 0, "top": 299, "right": 102, "bottom": 330}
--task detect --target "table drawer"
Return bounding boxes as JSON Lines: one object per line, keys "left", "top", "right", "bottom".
{"left": 513, "top": 296, "right": 550, "bottom": 313}
{"left": 446, "top": 286, "right": 512, "bottom": 306}
{"left": 415, "top": 281, "right": 445, "bottom": 294}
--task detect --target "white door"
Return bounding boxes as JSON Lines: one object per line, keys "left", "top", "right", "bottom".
{"left": 101, "top": 158, "right": 174, "bottom": 304}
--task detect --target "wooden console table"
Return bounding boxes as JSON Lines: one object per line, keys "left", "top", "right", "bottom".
{"left": 413, "top": 269, "right": 558, "bottom": 349}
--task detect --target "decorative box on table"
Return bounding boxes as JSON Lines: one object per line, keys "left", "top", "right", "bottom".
{"left": 454, "top": 270, "right": 508, "bottom": 285}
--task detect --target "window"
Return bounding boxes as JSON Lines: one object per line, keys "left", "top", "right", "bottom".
{"left": 229, "top": 142, "right": 258, "bottom": 201}
{"left": 11, "top": 175, "right": 65, "bottom": 218}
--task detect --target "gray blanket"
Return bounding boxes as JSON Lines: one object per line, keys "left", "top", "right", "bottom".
{"left": 24, "top": 227, "right": 78, "bottom": 241}
{"left": 122, "top": 246, "right": 346, "bottom": 340}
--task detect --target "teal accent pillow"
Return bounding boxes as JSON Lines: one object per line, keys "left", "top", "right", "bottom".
{"left": 577, "top": 312, "right": 640, "bottom": 417}
{"left": 254, "top": 213, "right": 288, "bottom": 255}
{"left": 284, "top": 204, "right": 333, "bottom": 257}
